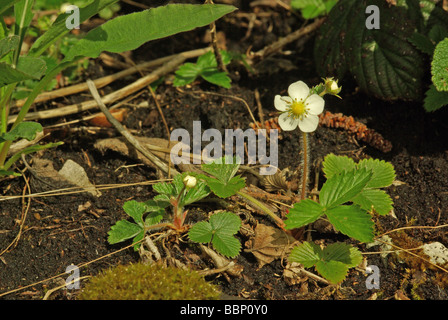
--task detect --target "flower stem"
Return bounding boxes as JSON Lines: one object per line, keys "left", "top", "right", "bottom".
{"left": 300, "top": 131, "right": 310, "bottom": 200}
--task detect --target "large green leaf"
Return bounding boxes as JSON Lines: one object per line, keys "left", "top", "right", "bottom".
{"left": 326, "top": 205, "right": 375, "bottom": 243}
{"left": 319, "top": 168, "right": 372, "bottom": 209}
{"left": 315, "top": 0, "right": 424, "bottom": 101}
{"left": 29, "top": 0, "right": 119, "bottom": 57}
{"left": 63, "top": 4, "right": 237, "bottom": 62}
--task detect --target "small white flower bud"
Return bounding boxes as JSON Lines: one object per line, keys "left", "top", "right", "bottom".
{"left": 183, "top": 175, "right": 197, "bottom": 189}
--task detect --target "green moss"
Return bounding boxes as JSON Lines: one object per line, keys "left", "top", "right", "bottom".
{"left": 78, "top": 263, "right": 220, "bottom": 300}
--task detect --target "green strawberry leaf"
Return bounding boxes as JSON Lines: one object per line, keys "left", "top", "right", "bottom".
{"left": 188, "top": 211, "right": 241, "bottom": 258}
{"left": 326, "top": 205, "right": 375, "bottom": 243}
{"left": 284, "top": 199, "right": 324, "bottom": 230}
{"left": 107, "top": 219, "right": 143, "bottom": 244}
{"left": 319, "top": 168, "right": 372, "bottom": 209}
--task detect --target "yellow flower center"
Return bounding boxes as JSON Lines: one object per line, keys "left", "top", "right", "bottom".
{"left": 291, "top": 100, "right": 306, "bottom": 117}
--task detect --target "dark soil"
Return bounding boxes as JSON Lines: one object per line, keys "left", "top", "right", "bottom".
{"left": 1, "top": 0, "right": 448, "bottom": 301}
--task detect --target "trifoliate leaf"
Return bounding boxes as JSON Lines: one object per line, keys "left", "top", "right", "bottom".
{"left": 196, "top": 50, "right": 232, "bottom": 69}
{"left": 107, "top": 219, "right": 143, "bottom": 244}
{"left": 322, "top": 153, "right": 356, "bottom": 179}
{"left": 188, "top": 211, "right": 241, "bottom": 258}
{"left": 289, "top": 241, "right": 362, "bottom": 284}
{"left": 357, "top": 158, "right": 395, "bottom": 189}
{"left": 353, "top": 188, "right": 393, "bottom": 215}
{"left": 152, "top": 173, "right": 209, "bottom": 206}
{"left": 431, "top": 38, "right": 448, "bottom": 92}
{"left": 319, "top": 168, "right": 372, "bottom": 209}
{"left": 326, "top": 205, "right": 375, "bottom": 243}
{"left": 284, "top": 199, "right": 324, "bottom": 230}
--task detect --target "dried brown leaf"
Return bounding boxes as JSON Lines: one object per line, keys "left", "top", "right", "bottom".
{"left": 244, "top": 223, "right": 296, "bottom": 269}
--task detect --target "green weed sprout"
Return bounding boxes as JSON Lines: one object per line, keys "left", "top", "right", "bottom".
{"left": 173, "top": 50, "right": 233, "bottom": 88}
{"left": 78, "top": 262, "right": 220, "bottom": 300}
{"left": 0, "top": 2, "right": 236, "bottom": 176}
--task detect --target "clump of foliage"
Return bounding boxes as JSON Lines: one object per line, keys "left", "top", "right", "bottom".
{"left": 285, "top": 153, "right": 396, "bottom": 284}
{"left": 78, "top": 263, "right": 220, "bottom": 300}
{"left": 107, "top": 156, "right": 285, "bottom": 258}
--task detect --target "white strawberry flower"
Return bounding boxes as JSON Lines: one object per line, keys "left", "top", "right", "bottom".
{"left": 274, "top": 81, "right": 325, "bottom": 132}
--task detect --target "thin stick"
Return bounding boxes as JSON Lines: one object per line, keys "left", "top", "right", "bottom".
{"left": 254, "top": 88, "right": 265, "bottom": 128}
{"left": 205, "top": 0, "right": 227, "bottom": 73}
{"left": 86, "top": 79, "right": 177, "bottom": 175}
{"left": 252, "top": 18, "right": 325, "bottom": 61}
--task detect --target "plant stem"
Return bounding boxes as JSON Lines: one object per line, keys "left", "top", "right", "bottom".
{"left": 236, "top": 190, "right": 286, "bottom": 229}
{"left": 300, "top": 131, "right": 309, "bottom": 200}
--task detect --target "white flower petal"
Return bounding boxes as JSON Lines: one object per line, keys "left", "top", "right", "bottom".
{"left": 298, "top": 114, "right": 319, "bottom": 132}
{"left": 305, "top": 94, "right": 325, "bottom": 115}
{"left": 274, "top": 95, "right": 292, "bottom": 111}
{"left": 278, "top": 112, "right": 299, "bottom": 131}
{"left": 288, "top": 81, "right": 309, "bottom": 101}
